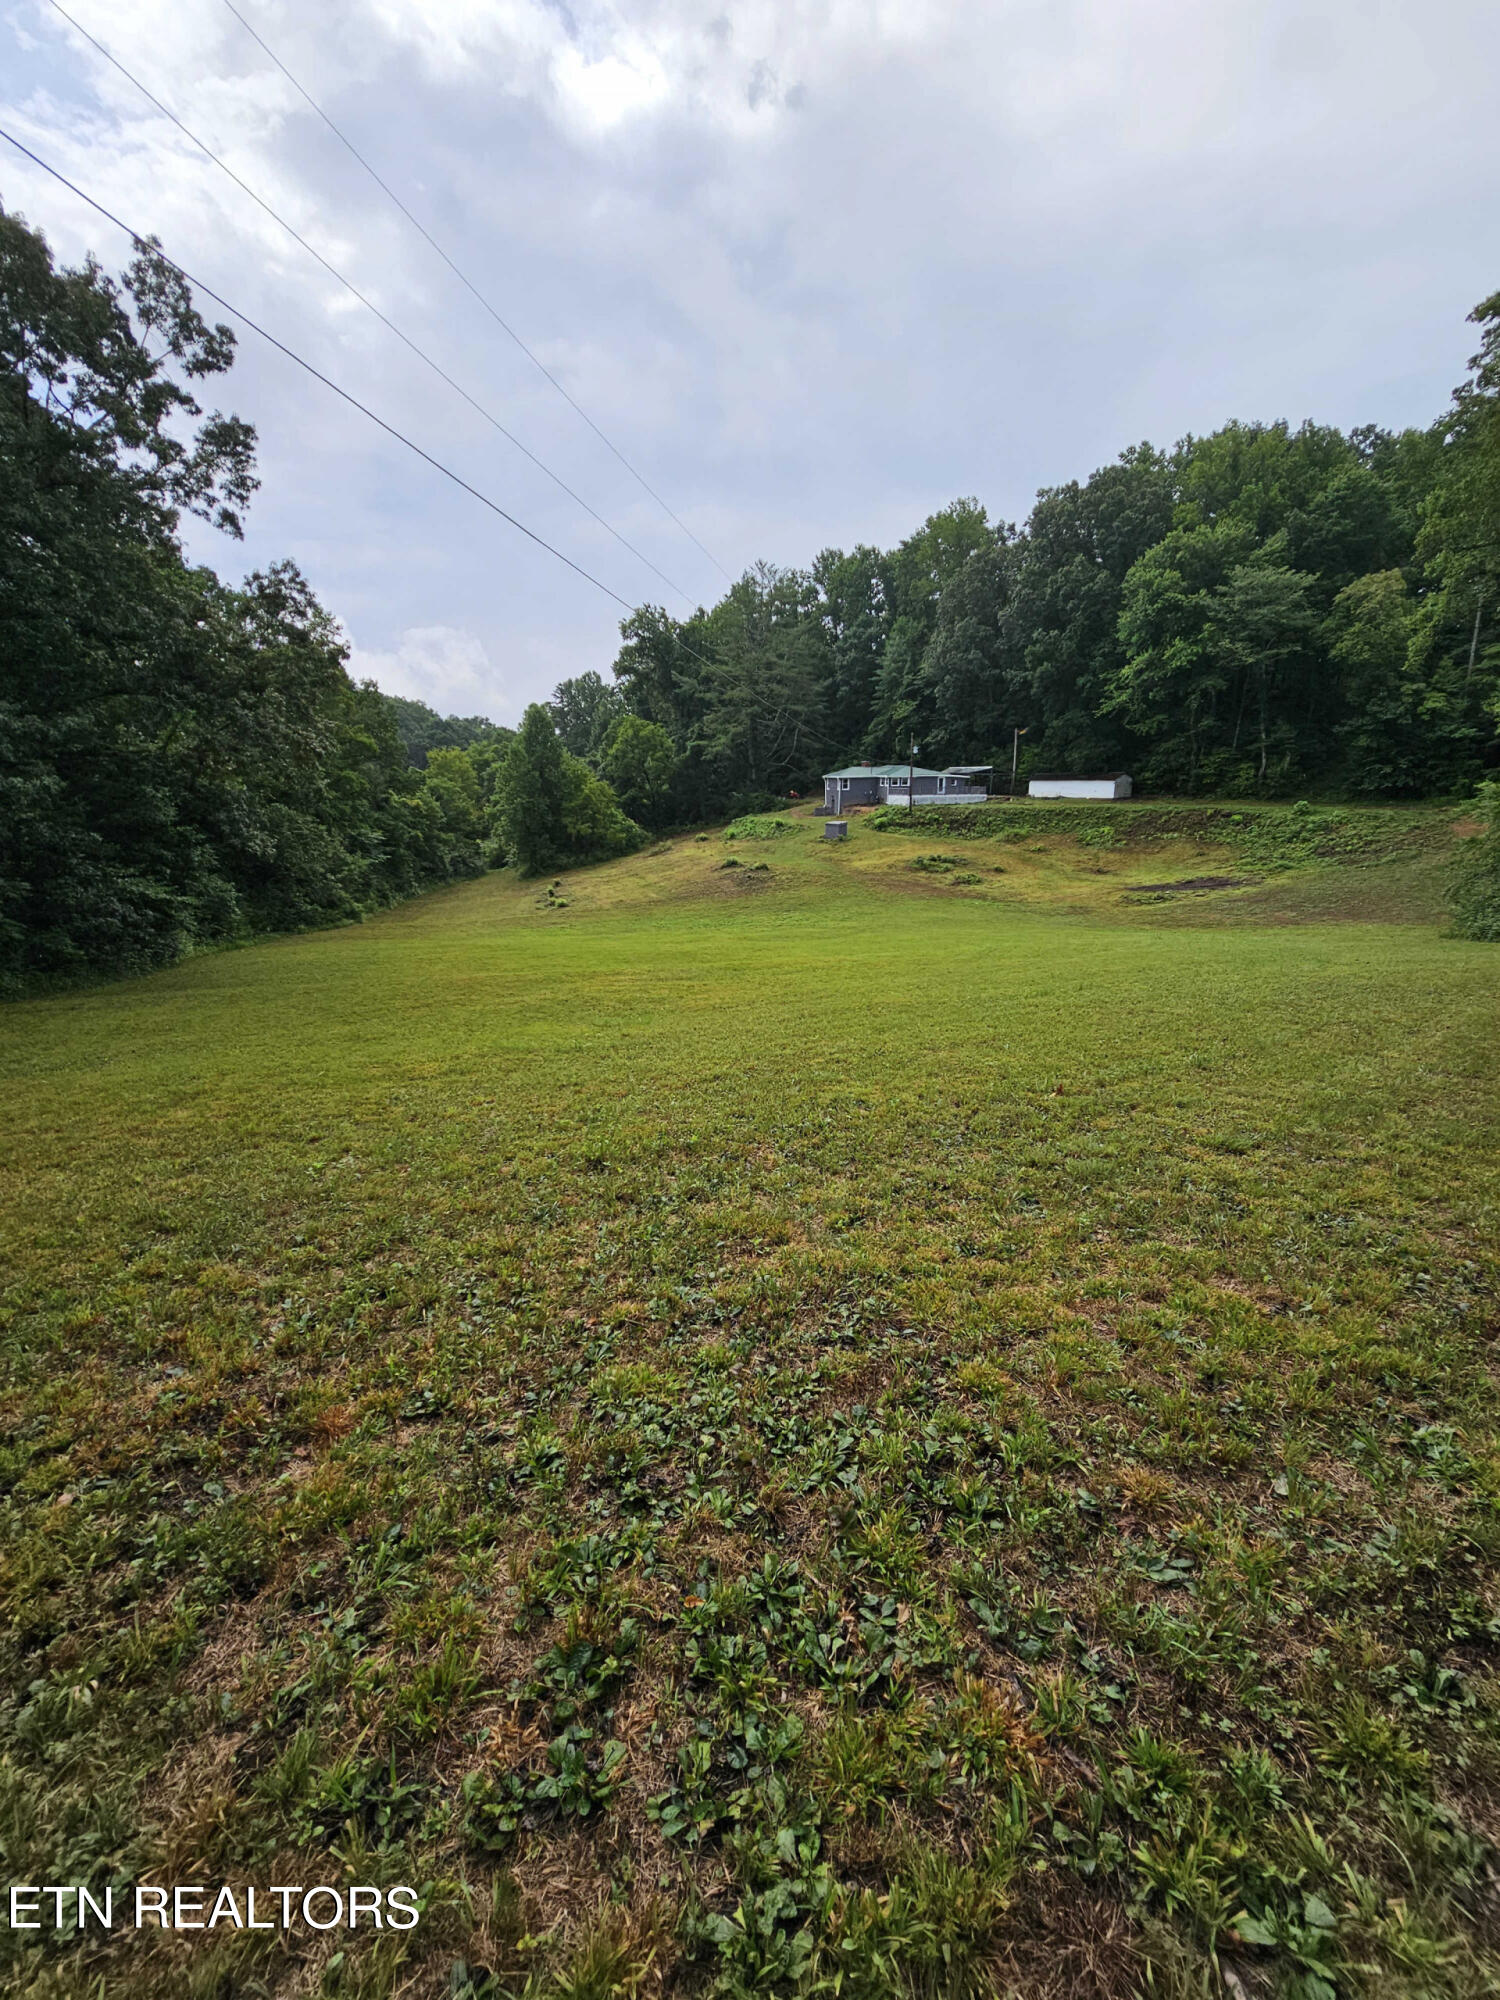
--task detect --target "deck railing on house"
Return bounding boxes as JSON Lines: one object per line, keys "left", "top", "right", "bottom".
{"left": 880, "top": 786, "right": 990, "bottom": 805}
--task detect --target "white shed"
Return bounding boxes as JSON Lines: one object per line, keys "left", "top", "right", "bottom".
{"left": 1027, "top": 774, "right": 1132, "bottom": 800}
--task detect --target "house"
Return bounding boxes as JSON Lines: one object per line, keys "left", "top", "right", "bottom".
{"left": 1027, "top": 774, "right": 1133, "bottom": 800}
{"left": 821, "top": 764, "right": 991, "bottom": 812}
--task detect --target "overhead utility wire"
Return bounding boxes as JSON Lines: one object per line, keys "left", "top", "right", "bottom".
{"left": 44, "top": 0, "right": 692, "bottom": 606}
{"left": 219, "top": 0, "right": 732, "bottom": 585}
{"left": 0, "top": 126, "right": 636, "bottom": 610}
{"left": 1, "top": 128, "right": 725, "bottom": 680}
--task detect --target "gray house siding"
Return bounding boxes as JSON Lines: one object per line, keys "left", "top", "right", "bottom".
{"left": 822, "top": 765, "right": 990, "bottom": 811}
{"left": 822, "top": 774, "right": 883, "bottom": 811}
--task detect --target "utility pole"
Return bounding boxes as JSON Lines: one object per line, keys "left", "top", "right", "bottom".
{"left": 1010, "top": 726, "right": 1027, "bottom": 799}
{"left": 908, "top": 737, "right": 918, "bottom": 812}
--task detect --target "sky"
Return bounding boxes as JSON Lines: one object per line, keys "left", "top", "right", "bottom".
{"left": 4, "top": 0, "right": 1498, "bottom": 724}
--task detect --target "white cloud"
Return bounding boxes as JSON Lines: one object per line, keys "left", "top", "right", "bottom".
{"left": 552, "top": 46, "right": 670, "bottom": 131}
{"left": 5, "top": 0, "right": 1499, "bottom": 722}
{"left": 347, "top": 625, "right": 510, "bottom": 719}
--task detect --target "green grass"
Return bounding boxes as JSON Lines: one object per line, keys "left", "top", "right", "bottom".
{"left": 1, "top": 804, "right": 1497, "bottom": 1998}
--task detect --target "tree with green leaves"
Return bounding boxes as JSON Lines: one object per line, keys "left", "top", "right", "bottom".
{"left": 1323, "top": 569, "right": 1467, "bottom": 796}
{"left": 491, "top": 704, "right": 569, "bottom": 875}
{"left": 1206, "top": 563, "right": 1319, "bottom": 788}
{"left": 1003, "top": 446, "right": 1176, "bottom": 774}
{"left": 918, "top": 538, "right": 1016, "bottom": 764}
{"left": 1413, "top": 294, "right": 1500, "bottom": 767}
{"left": 613, "top": 604, "right": 705, "bottom": 737}
{"left": 0, "top": 207, "right": 480, "bottom": 991}
{"left": 2, "top": 206, "right": 260, "bottom": 983}
{"left": 599, "top": 715, "right": 680, "bottom": 830}
{"left": 866, "top": 501, "right": 997, "bottom": 751}
{"left": 492, "top": 705, "right": 643, "bottom": 876}
{"left": 812, "top": 543, "right": 892, "bottom": 755}
{"left": 1174, "top": 419, "right": 1357, "bottom": 542}
{"left": 420, "top": 747, "right": 487, "bottom": 876}
{"left": 1109, "top": 521, "right": 1257, "bottom": 789}
{"left": 691, "top": 563, "right": 832, "bottom": 799}
{"left": 550, "top": 670, "right": 626, "bottom": 762}
{"left": 380, "top": 694, "right": 506, "bottom": 769}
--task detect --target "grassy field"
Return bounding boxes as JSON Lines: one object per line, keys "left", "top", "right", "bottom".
{"left": 1, "top": 802, "right": 1498, "bottom": 1999}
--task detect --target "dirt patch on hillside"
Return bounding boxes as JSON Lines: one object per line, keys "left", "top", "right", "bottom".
{"left": 1136, "top": 854, "right": 1449, "bottom": 927}
{"left": 1126, "top": 875, "right": 1260, "bottom": 894}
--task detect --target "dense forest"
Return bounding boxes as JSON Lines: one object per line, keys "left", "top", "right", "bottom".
{"left": 3, "top": 203, "right": 1498, "bottom": 993}
{"left": 382, "top": 694, "right": 508, "bottom": 770}
{"left": 571, "top": 339, "right": 1500, "bottom": 815}
{"left": 0, "top": 207, "right": 498, "bottom": 993}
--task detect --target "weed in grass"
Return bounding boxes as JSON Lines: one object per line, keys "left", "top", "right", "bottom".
{"left": 0, "top": 802, "right": 1496, "bottom": 1993}
{"left": 722, "top": 815, "right": 796, "bottom": 841}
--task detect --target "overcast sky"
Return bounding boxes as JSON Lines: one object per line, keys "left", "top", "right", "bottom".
{"left": 4, "top": 0, "right": 1498, "bottom": 722}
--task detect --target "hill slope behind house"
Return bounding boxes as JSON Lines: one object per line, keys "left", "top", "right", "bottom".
{"left": 464, "top": 798, "right": 1463, "bottom": 931}
{"left": 1, "top": 826, "right": 1498, "bottom": 1997}
{"left": 857, "top": 797, "right": 1465, "bottom": 926}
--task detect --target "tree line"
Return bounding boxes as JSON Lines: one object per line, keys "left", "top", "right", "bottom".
{"left": 556, "top": 319, "right": 1498, "bottom": 814}
{"left": 4, "top": 203, "right": 1497, "bottom": 993}
{"left": 0, "top": 205, "right": 514, "bottom": 993}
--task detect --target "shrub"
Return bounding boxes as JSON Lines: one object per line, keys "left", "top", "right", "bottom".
{"left": 724, "top": 816, "right": 795, "bottom": 841}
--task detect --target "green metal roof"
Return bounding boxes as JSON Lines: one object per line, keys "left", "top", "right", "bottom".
{"left": 824, "top": 763, "right": 944, "bottom": 779}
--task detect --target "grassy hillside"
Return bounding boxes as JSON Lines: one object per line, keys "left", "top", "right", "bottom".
{"left": 1, "top": 806, "right": 1497, "bottom": 1998}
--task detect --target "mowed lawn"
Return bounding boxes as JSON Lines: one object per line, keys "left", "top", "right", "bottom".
{"left": 2, "top": 813, "right": 1498, "bottom": 1999}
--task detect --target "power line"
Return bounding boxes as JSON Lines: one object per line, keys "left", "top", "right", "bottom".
{"left": 218, "top": 0, "right": 733, "bottom": 585}
{"left": 0, "top": 124, "right": 638, "bottom": 611}
{"left": 42, "top": 0, "right": 694, "bottom": 606}
{"left": 3, "top": 124, "right": 726, "bottom": 685}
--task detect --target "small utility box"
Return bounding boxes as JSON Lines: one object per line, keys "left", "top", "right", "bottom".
{"left": 823, "top": 819, "right": 848, "bottom": 841}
